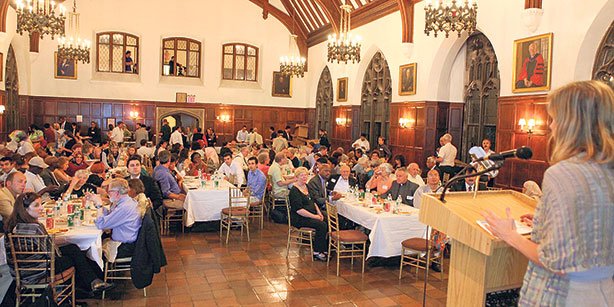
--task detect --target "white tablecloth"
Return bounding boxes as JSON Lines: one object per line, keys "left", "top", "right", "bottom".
{"left": 58, "top": 225, "right": 104, "bottom": 269}
{"left": 335, "top": 198, "right": 427, "bottom": 258}
{"left": 0, "top": 226, "right": 103, "bottom": 269}
{"left": 183, "top": 180, "right": 236, "bottom": 226}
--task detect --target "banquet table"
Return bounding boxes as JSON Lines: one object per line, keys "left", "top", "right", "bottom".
{"left": 335, "top": 197, "right": 427, "bottom": 259}
{"left": 183, "top": 179, "right": 238, "bottom": 226}
{"left": 57, "top": 225, "right": 104, "bottom": 269}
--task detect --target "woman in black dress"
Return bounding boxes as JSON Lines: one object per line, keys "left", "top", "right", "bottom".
{"left": 288, "top": 167, "right": 328, "bottom": 261}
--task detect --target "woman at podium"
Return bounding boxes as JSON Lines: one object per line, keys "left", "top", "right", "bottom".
{"left": 484, "top": 81, "right": 613, "bottom": 306}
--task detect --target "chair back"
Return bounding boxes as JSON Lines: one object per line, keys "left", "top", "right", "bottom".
{"left": 325, "top": 202, "right": 340, "bottom": 235}
{"left": 8, "top": 233, "right": 56, "bottom": 289}
{"left": 284, "top": 196, "right": 292, "bottom": 228}
{"left": 229, "top": 186, "right": 250, "bottom": 211}
{"left": 143, "top": 155, "right": 153, "bottom": 174}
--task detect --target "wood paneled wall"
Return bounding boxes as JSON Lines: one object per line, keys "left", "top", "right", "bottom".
{"left": 28, "top": 96, "right": 310, "bottom": 145}
{"left": 496, "top": 94, "right": 550, "bottom": 189}
{"left": 330, "top": 105, "right": 360, "bottom": 150}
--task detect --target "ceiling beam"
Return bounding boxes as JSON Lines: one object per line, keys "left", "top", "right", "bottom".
{"left": 279, "top": 0, "right": 310, "bottom": 37}
{"left": 248, "top": 0, "right": 309, "bottom": 64}
{"left": 397, "top": 0, "right": 421, "bottom": 43}
{"left": 313, "top": 0, "right": 340, "bottom": 34}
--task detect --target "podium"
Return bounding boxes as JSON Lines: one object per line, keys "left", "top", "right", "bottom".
{"left": 419, "top": 190, "right": 537, "bottom": 307}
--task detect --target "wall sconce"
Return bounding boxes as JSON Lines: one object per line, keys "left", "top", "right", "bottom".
{"left": 0, "top": 105, "right": 6, "bottom": 114}
{"left": 398, "top": 118, "right": 414, "bottom": 128}
{"left": 217, "top": 114, "right": 231, "bottom": 122}
{"left": 518, "top": 118, "right": 535, "bottom": 133}
{"left": 335, "top": 117, "right": 348, "bottom": 126}
{"left": 129, "top": 111, "right": 139, "bottom": 119}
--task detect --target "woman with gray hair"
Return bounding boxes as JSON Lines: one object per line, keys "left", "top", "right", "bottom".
{"left": 522, "top": 180, "right": 543, "bottom": 200}
{"left": 365, "top": 163, "right": 394, "bottom": 195}
{"left": 61, "top": 169, "right": 99, "bottom": 199}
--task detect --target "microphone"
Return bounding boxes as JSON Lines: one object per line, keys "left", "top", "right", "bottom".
{"left": 476, "top": 147, "right": 533, "bottom": 161}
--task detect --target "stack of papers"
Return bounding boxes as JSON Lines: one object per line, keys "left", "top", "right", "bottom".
{"left": 476, "top": 220, "right": 532, "bottom": 236}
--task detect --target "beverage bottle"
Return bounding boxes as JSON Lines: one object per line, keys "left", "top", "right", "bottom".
{"left": 395, "top": 195, "right": 402, "bottom": 214}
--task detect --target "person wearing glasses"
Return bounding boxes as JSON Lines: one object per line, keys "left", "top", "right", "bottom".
{"left": 87, "top": 178, "right": 142, "bottom": 258}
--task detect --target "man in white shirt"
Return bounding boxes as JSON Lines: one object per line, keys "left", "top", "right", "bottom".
{"left": 218, "top": 152, "right": 245, "bottom": 186}
{"left": 407, "top": 163, "right": 425, "bottom": 187}
{"left": 269, "top": 152, "right": 296, "bottom": 198}
{"left": 111, "top": 122, "right": 125, "bottom": 144}
{"left": 436, "top": 133, "right": 457, "bottom": 178}
{"left": 352, "top": 133, "right": 370, "bottom": 152}
{"left": 136, "top": 139, "right": 154, "bottom": 158}
{"left": 25, "top": 157, "right": 51, "bottom": 193}
{"left": 328, "top": 165, "right": 355, "bottom": 193}
{"left": 169, "top": 126, "right": 184, "bottom": 147}
{"left": 248, "top": 127, "right": 263, "bottom": 146}
{"left": 236, "top": 126, "right": 249, "bottom": 144}
{"left": 272, "top": 132, "right": 288, "bottom": 152}
{"left": 233, "top": 146, "right": 250, "bottom": 174}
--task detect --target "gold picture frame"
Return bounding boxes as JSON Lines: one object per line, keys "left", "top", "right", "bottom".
{"left": 272, "top": 71, "right": 292, "bottom": 97}
{"left": 399, "top": 63, "right": 417, "bottom": 95}
{"left": 512, "top": 33, "right": 553, "bottom": 93}
{"left": 54, "top": 52, "right": 77, "bottom": 79}
{"left": 176, "top": 92, "right": 187, "bottom": 103}
{"left": 337, "top": 77, "right": 348, "bottom": 102}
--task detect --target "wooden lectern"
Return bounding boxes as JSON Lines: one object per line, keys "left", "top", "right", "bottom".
{"left": 419, "top": 190, "right": 537, "bottom": 307}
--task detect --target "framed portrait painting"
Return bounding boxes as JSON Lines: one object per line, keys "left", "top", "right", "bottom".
{"left": 512, "top": 33, "right": 553, "bottom": 93}
{"left": 54, "top": 52, "right": 77, "bottom": 79}
{"left": 272, "top": 71, "right": 292, "bottom": 97}
{"left": 399, "top": 63, "right": 417, "bottom": 95}
{"left": 337, "top": 77, "right": 348, "bottom": 102}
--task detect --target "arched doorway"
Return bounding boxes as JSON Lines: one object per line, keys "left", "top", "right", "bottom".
{"left": 592, "top": 20, "right": 614, "bottom": 88}
{"left": 360, "top": 51, "right": 392, "bottom": 150}
{"left": 161, "top": 114, "right": 200, "bottom": 131}
{"left": 315, "top": 66, "right": 333, "bottom": 136}
{"left": 461, "top": 33, "right": 500, "bottom": 161}
{"left": 155, "top": 107, "right": 205, "bottom": 142}
{"left": 5, "top": 45, "right": 19, "bottom": 133}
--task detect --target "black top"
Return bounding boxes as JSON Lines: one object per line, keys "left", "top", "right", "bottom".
{"left": 319, "top": 135, "right": 330, "bottom": 149}
{"left": 61, "top": 182, "right": 97, "bottom": 198}
{"left": 63, "top": 139, "right": 77, "bottom": 156}
{"left": 87, "top": 174, "right": 104, "bottom": 187}
{"left": 192, "top": 133, "right": 204, "bottom": 142}
{"left": 289, "top": 186, "right": 318, "bottom": 226}
{"left": 377, "top": 144, "right": 392, "bottom": 159}
{"left": 88, "top": 127, "right": 102, "bottom": 144}
{"left": 291, "top": 157, "right": 300, "bottom": 168}
{"left": 161, "top": 124, "right": 171, "bottom": 142}
{"left": 205, "top": 132, "right": 217, "bottom": 147}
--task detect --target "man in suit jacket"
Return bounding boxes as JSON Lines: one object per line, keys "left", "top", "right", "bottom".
{"left": 450, "top": 170, "right": 488, "bottom": 192}
{"left": 423, "top": 156, "right": 442, "bottom": 180}
{"left": 126, "top": 155, "right": 164, "bottom": 211}
{"left": 327, "top": 165, "right": 356, "bottom": 193}
{"left": 382, "top": 168, "right": 420, "bottom": 206}
{"left": 307, "top": 163, "right": 340, "bottom": 210}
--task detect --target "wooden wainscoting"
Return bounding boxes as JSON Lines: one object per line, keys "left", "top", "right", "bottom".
{"left": 330, "top": 105, "right": 360, "bottom": 150}
{"left": 29, "top": 96, "right": 311, "bottom": 145}
{"left": 496, "top": 94, "right": 550, "bottom": 189}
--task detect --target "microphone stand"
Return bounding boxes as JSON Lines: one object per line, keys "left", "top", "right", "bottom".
{"left": 439, "top": 161, "right": 504, "bottom": 202}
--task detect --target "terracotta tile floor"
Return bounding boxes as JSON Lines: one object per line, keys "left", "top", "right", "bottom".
{"left": 84, "top": 220, "right": 449, "bottom": 306}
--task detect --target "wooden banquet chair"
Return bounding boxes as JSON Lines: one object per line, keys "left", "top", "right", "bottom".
{"left": 267, "top": 175, "right": 289, "bottom": 220}
{"left": 249, "top": 176, "right": 268, "bottom": 230}
{"left": 285, "top": 198, "right": 315, "bottom": 262}
{"left": 8, "top": 233, "right": 76, "bottom": 306}
{"left": 326, "top": 202, "right": 368, "bottom": 276}
{"left": 220, "top": 186, "right": 251, "bottom": 244}
{"left": 399, "top": 230, "right": 445, "bottom": 280}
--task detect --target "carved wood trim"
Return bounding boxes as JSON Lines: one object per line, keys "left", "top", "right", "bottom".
{"left": 592, "top": 20, "right": 614, "bottom": 88}
{"left": 315, "top": 66, "right": 333, "bottom": 135}
{"left": 361, "top": 51, "right": 392, "bottom": 150}
{"left": 397, "top": 0, "right": 417, "bottom": 43}
{"left": 524, "top": 0, "right": 542, "bottom": 9}
{"left": 0, "top": 0, "right": 8, "bottom": 33}
{"left": 30, "top": 32, "right": 40, "bottom": 53}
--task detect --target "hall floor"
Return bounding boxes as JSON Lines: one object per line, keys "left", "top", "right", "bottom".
{"left": 86, "top": 220, "right": 449, "bottom": 306}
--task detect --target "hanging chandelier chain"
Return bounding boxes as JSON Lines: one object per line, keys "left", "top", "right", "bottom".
{"left": 424, "top": 0, "right": 478, "bottom": 38}
{"left": 57, "top": 0, "right": 90, "bottom": 64}
{"left": 326, "top": 2, "right": 361, "bottom": 64}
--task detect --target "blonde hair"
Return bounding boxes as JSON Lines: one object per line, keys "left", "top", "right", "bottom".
{"left": 548, "top": 81, "right": 614, "bottom": 164}
{"left": 294, "top": 166, "right": 309, "bottom": 177}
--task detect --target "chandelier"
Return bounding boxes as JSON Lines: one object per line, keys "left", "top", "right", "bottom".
{"left": 424, "top": 0, "right": 478, "bottom": 38}
{"left": 327, "top": 1, "right": 361, "bottom": 64}
{"left": 16, "top": 0, "right": 66, "bottom": 39}
{"left": 280, "top": 35, "right": 306, "bottom": 78}
{"left": 57, "top": 0, "right": 90, "bottom": 64}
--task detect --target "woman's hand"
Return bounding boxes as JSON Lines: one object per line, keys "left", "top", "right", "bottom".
{"left": 482, "top": 208, "right": 517, "bottom": 242}
{"left": 69, "top": 176, "right": 80, "bottom": 187}
{"left": 520, "top": 214, "right": 534, "bottom": 227}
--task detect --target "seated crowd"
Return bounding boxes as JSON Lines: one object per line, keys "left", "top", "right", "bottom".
{"left": 0, "top": 119, "right": 522, "bottom": 301}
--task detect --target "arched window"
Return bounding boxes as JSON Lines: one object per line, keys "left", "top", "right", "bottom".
{"left": 96, "top": 32, "right": 139, "bottom": 74}
{"left": 162, "top": 37, "right": 201, "bottom": 78}
{"left": 222, "top": 43, "right": 258, "bottom": 81}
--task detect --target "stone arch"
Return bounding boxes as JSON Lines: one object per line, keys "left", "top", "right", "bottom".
{"left": 155, "top": 107, "right": 205, "bottom": 142}
{"left": 574, "top": 0, "right": 614, "bottom": 81}
{"left": 5, "top": 45, "right": 19, "bottom": 133}
{"left": 592, "top": 20, "right": 614, "bottom": 87}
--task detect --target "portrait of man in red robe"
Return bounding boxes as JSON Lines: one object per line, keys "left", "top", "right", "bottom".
{"left": 516, "top": 41, "right": 545, "bottom": 88}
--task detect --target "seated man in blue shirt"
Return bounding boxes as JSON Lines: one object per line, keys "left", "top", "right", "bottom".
{"left": 88, "top": 178, "right": 142, "bottom": 258}
{"left": 246, "top": 157, "right": 266, "bottom": 203}
{"left": 153, "top": 150, "right": 185, "bottom": 209}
